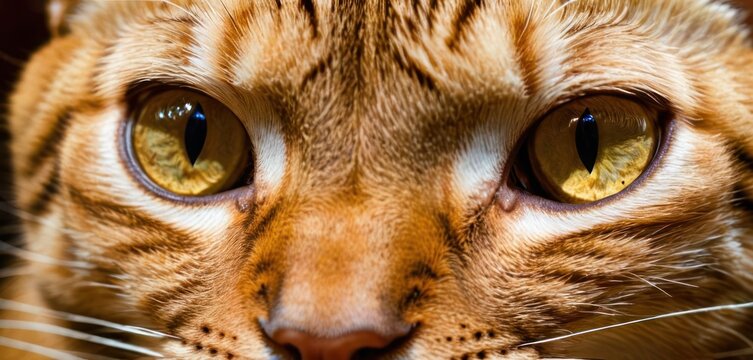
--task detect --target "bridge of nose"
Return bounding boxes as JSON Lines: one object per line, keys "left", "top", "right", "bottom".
{"left": 262, "top": 203, "right": 405, "bottom": 335}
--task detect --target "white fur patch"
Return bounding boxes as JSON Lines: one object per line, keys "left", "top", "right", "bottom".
{"left": 88, "top": 106, "right": 234, "bottom": 238}
{"left": 245, "top": 99, "right": 286, "bottom": 196}
{"left": 510, "top": 124, "right": 713, "bottom": 241}
{"left": 453, "top": 126, "right": 505, "bottom": 209}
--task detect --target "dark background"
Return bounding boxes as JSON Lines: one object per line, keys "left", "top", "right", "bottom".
{"left": 0, "top": 0, "right": 49, "bottom": 267}
{"left": 0, "top": 1, "right": 751, "bottom": 253}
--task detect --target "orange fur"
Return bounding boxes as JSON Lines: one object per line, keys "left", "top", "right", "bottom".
{"left": 3, "top": 0, "right": 752, "bottom": 359}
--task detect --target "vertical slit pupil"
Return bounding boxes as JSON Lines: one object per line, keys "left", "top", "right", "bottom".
{"left": 185, "top": 103, "right": 207, "bottom": 166}
{"left": 575, "top": 107, "right": 599, "bottom": 173}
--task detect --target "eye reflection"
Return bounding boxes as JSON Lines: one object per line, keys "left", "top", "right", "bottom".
{"left": 517, "top": 96, "right": 660, "bottom": 204}
{"left": 156, "top": 102, "right": 195, "bottom": 121}
{"left": 131, "top": 90, "right": 252, "bottom": 196}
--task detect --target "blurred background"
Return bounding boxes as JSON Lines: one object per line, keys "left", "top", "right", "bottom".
{"left": 0, "top": 0, "right": 49, "bottom": 268}
{"left": 0, "top": 0, "right": 751, "bottom": 266}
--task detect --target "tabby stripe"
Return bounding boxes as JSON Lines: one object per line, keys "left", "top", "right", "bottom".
{"left": 536, "top": 261, "right": 624, "bottom": 288}
{"left": 409, "top": 262, "right": 440, "bottom": 280}
{"left": 27, "top": 163, "right": 61, "bottom": 216}
{"left": 218, "top": 4, "right": 254, "bottom": 77}
{"left": 393, "top": 51, "right": 437, "bottom": 90}
{"left": 299, "top": 0, "right": 318, "bottom": 38}
{"left": 446, "top": 0, "right": 484, "bottom": 50}
{"left": 109, "top": 238, "right": 196, "bottom": 257}
{"left": 378, "top": 1, "right": 395, "bottom": 47}
{"left": 165, "top": 306, "right": 200, "bottom": 333}
{"left": 411, "top": 0, "right": 421, "bottom": 16}
{"left": 67, "top": 188, "right": 196, "bottom": 250}
{"left": 732, "top": 184, "right": 753, "bottom": 214}
{"left": 251, "top": 259, "right": 274, "bottom": 278}
{"left": 147, "top": 279, "right": 209, "bottom": 333}
{"left": 145, "top": 277, "right": 208, "bottom": 313}
{"left": 242, "top": 204, "right": 281, "bottom": 252}
{"left": 300, "top": 54, "right": 333, "bottom": 90}
{"left": 732, "top": 144, "right": 753, "bottom": 172}
{"left": 510, "top": 6, "right": 540, "bottom": 95}
{"left": 730, "top": 144, "right": 753, "bottom": 214}
{"left": 437, "top": 213, "right": 466, "bottom": 260}
{"left": 23, "top": 110, "right": 71, "bottom": 177}
{"left": 427, "top": 0, "right": 440, "bottom": 31}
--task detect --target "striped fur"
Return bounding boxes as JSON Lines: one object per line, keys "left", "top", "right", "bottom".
{"left": 3, "top": 0, "right": 753, "bottom": 359}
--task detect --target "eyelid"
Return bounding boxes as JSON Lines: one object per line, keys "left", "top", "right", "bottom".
{"left": 506, "top": 95, "right": 669, "bottom": 208}
{"left": 125, "top": 88, "right": 254, "bottom": 199}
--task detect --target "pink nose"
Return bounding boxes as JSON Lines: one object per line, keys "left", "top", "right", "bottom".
{"left": 270, "top": 328, "right": 405, "bottom": 360}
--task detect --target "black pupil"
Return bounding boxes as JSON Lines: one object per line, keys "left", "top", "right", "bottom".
{"left": 575, "top": 107, "right": 599, "bottom": 173}
{"left": 185, "top": 103, "right": 207, "bottom": 166}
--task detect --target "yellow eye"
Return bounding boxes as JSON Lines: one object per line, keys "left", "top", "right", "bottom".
{"left": 519, "top": 96, "right": 660, "bottom": 204}
{"left": 131, "top": 90, "right": 252, "bottom": 196}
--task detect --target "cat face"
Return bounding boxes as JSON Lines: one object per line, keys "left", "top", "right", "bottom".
{"left": 8, "top": 0, "right": 753, "bottom": 359}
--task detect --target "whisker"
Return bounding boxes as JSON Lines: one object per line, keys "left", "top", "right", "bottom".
{"left": 0, "top": 241, "right": 94, "bottom": 270}
{"left": 543, "top": 0, "right": 580, "bottom": 22}
{"left": 65, "top": 351, "right": 123, "bottom": 360}
{"left": 0, "top": 320, "right": 163, "bottom": 357}
{"left": 519, "top": 302, "right": 753, "bottom": 347}
{"left": 0, "top": 267, "right": 36, "bottom": 279}
{"left": 0, "top": 335, "right": 85, "bottom": 360}
{"left": 79, "top": 281, "right": 125, "bottom": 290}
{"left": 0, "top": 299, "right": 177, "bottom": 340}
{"left": 0, "top": 51, "right": 26, "bottom": 67}
{"left": 645, "top": 276, "right": 699, "bottom": 288}
{"left": 578, "top": 311, "right": 622, "bottom": 317}
{"left": 104, "top": 0, "right": 201, "bottom": 23}
{"left": 0, "top": 202, "right": 93, "bottom": 242}
{"left": 628, "top": 272, "right": 671, "bottom": 297}
{"left": 713, "top": 348, "right": 753, "bottom": 359}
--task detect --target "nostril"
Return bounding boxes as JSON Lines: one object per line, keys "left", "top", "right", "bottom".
{"left": 270, "top": 328, "right": 410, "bottom": 360}
{"left": 283, "top": 343, "right": 302, "bottom": 360}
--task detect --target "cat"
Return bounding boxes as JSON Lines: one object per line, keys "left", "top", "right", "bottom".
{"left": 2, "top": 0, "right": 753, "bottom": 359}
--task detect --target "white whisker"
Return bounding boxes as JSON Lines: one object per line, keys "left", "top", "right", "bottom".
{"left": 103, "top": 0, "right": 201, "bottom": 23}
{"left": 0, "top": 242, "right": 94, "bottom": 270}
{"left": 519, "top": 302, "right": 753, "bottom": 347}
{"left": 0, "top": 299, "right": 177, "bottom": 340}
{"left": 646, "top": 276, "right": 698, "bottom": 288}
{"left": 0, "top": 267, "right": 36, "bottom": 279}
{"left": 80, "top": 281, "right": 125, "bottom": 290}
{"left": 628, "top": 272, "right": 671, "bottom": 297}
{"left": 0, "top": 335, "right": 85, "bottom": 360}
{"left": 0, "top": 320, "right": 163, "bottom": 357}
{"left": 0, "top": 203, "right": 92, "bottom": 241}
{"left": 543, "top": 0, "right": 579, "bottom": 23}
{"left": 579, "top": 311, "right": 621, "bottom": 317}
{"left": 65, "top": 351, "right": 123, "bottom": 360}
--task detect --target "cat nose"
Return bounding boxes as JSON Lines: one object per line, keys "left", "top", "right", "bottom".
{"left": 269, "top": 328, "right": 407, "bottom": 360}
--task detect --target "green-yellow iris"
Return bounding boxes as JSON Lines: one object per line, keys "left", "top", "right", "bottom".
{"left": 132, "top": 90, "right": 251, "bottom": 196}
{"left": 529, "top": 96, "right": 659, "bottom": 203}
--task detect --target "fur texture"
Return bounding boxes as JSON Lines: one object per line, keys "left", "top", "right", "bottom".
{"left": 3, "top": 0, "right": 753, "bottom": 359}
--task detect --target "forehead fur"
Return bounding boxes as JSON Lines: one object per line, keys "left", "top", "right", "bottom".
{"left": 61, "top": 0, "right": 751, "bottom": 152}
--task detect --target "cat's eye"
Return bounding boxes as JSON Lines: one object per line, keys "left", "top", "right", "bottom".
{"left": 513, "top": 96, "right": 660, "bottom": 204}
{"left": 130, "top": 90, "right": 252, "bottom": 196}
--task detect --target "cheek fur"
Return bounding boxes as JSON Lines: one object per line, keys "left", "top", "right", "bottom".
{"left": 3, "top": 1, "right": 753, "bottom": 359}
